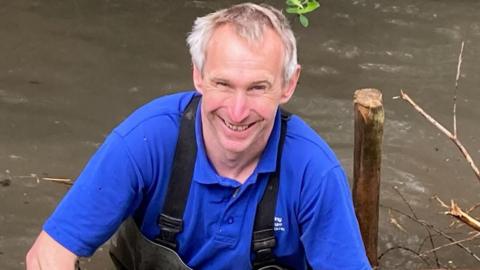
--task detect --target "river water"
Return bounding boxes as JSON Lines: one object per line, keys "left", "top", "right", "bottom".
{"left": 1, "top": 0, "right": 479, "bottom": 269}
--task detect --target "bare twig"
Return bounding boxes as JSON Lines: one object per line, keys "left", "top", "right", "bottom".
{"left": 41, "top": 177, "right": 73, "bottom": 184}
{"left": 10, "top": 173, "right": 73, "bottom": 186}
{"left": 393, "top": 186, "right": 416, "bottom": 218}
{"left": 433, "top": 196, "right": 480, "bottom": 232}
{"left": 433, "top": 195, "right": 450, "bottom": 209}
{"left": 448, "top": 201, "right": 480, "bottom": 232}
{"left": 455, "top": 42, "right": 464, "bottom": 89}
{"left": 466, "top": 202, "right": 480, "bottom": 214}
{"left": 393, "top": 186, "right": 440, "bottom": 266}
{"left": 421, "top": 232, "right": 480, "bottom": 256}
{"left": 453, "top": 41, "right": 465, "bottom": 138}
{"left": 388, "top": 209, "right": 408, "bottom": 233}
{"left": 381, "top": 204, "right": 480, "bottom": 262}
{"left": 400, "top": 90, "right": 480, "bottom": 183}
{"left": 417, "top": 236, "right": 429, "bottom": 253}
{"left": 417, "top": 234, "right": 443, "bottom": 253}
{"left": 378, "top": 246, "right": 432, "bottom": 267}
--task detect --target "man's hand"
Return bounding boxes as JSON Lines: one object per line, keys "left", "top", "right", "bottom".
{"left": 26, "top": 230, "right": 78, "bottom": 270}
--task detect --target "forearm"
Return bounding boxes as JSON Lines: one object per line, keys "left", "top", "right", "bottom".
{"left": 26, "top": 230, "right": 78, "bottom": 270}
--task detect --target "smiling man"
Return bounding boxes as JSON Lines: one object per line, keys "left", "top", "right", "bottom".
{"left": 194, "top": 22, "right": 295, "bottom": 183}
{"left": 27, "top": 3, "right": 371, "bottom": 270}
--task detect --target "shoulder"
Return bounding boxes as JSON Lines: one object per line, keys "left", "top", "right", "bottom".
{"left": 280, "top": 114, "right": 348, "bottom": 207}
{"left": 114, "top": 91, "right": 198, "bottom": 138}
{"left": 105, "top": 91, "right": 199, "bottom": 188}
{"left": 284, "top": 114, "right": 341, "bottom": 171}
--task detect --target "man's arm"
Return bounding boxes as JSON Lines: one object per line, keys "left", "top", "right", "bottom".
{"left": 26, "top": 230, "right": 78, "bottom": 270}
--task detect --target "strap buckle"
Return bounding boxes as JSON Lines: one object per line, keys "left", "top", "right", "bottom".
{"left": 253, "top": 229, "right": 277, "bottom": 268}
{"left": 156, "top": 213, "right": 183, "bottom": 250}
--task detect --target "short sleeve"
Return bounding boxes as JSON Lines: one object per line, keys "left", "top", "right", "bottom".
{"left": 43, "top": 132, "right": 144, "bottom": 256}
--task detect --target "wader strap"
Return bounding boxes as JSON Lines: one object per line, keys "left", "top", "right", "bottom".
{"left": 252, "top": 110, "right": 290, "bottom": 269}
{"left": 156, "top": 95, "right": 200, "bottom": 250}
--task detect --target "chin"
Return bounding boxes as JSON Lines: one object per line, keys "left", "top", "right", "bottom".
{"left": 219, "top": 138, "right": 250, "bottom": 154}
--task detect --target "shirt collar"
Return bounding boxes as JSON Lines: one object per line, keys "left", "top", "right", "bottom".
{"left": 192, "top": 97, "right": 281, "bottom": 186}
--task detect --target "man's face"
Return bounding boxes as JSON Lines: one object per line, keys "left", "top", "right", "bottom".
{"left": 193, "top": 24, "right": 299, "bottom": 158}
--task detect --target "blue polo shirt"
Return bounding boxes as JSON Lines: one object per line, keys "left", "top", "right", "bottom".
{"left": 44, "top": 91, "right": 371, "bottom": 269}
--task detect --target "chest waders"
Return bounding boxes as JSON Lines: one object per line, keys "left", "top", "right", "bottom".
{"left": 109, "top": 96, "right": 291, "bottom": 270}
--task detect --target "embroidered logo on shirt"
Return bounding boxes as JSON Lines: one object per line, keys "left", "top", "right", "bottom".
{"left": 274, "top": 216, "right": 285, "bottom": 232}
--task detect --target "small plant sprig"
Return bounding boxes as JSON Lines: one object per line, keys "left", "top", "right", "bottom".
{"left": 285, "top": 0, "right": 320, "bottom": 27}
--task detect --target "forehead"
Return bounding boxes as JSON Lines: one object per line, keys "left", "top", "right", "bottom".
{"left": 203, "top": 24, "right": 285, "bottom": 77}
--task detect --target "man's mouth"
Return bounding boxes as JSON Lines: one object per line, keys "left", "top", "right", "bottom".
{"left": 220, "top": 117, "right": 256, "bottom": 132}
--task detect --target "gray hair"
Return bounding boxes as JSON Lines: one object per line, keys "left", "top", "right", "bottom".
{"left": 186, "top": 3, "right": 298, "bottom": 82}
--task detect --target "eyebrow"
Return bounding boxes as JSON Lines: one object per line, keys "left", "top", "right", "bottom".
{"left": 210, "top": 78, "right": 272, "bottom": 87}
{"left": 211, "top": 77, "right": 229, "bottom": 83}
{"left": 249, "top": 80, "right": 272, "bottom": 87}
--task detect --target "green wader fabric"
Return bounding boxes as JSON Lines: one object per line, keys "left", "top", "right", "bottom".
{"left": 109, "top": 218, "right": 290, "bottom": 270}
{"left": 110, "top": 218, "right": 192, "bottom": 270}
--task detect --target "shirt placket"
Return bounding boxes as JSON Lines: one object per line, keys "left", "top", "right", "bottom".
{"left": 214, "top": 184, "right": 253, "bottom": 247}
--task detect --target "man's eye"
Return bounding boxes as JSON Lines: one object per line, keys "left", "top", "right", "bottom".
{"left": 250, "top": 85, "right": 266, "bottom": 91}
{"left": 215, "top": 82, "right": 228, "bottom": 87}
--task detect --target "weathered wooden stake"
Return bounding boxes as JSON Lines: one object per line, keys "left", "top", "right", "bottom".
{"left": 352, "top": 88, "right": 384, "bottom": 268}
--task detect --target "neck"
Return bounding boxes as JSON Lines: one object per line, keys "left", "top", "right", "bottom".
{"left": 204, "top": 142, "right": 262, "bottom": 184}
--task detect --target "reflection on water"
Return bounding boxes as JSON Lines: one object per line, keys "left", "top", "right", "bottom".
{"left": 1, "top": 0, "right": 480, "bottom": 269}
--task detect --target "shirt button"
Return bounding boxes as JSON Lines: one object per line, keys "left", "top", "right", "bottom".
{"left": 227, "top": 217, "right": 234, "bottom": 224}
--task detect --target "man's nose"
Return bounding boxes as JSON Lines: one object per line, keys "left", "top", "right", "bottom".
{"left": 228, "top": 91, "right": 249, "bottom": 123}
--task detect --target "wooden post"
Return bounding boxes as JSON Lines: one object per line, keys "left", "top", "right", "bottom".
{"left": 352, "top": 88, "right": 384, "bottom": 268}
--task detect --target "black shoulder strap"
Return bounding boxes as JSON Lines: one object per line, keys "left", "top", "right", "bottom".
{"left": 252, "top": 109, "right": 291, "bottom": 269}
{"left": 155, "top": 95, "right": 200, "bottom": 250}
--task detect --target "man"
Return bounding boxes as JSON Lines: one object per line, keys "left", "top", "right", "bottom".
{"left": 27, "top": 3, "right": 371, "bottom": 270}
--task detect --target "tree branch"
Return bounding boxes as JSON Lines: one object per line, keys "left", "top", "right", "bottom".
{"left": 421, "top": 232, "right": 480, "bottom": 256}
{"left": 399, "top": 90, "right": 480, "bottom": 183}
{"left": 433, "top": 196, "right": 480, "bottom": 232}
{"left": 453, "top": 41, "right": 465, "bottom": 138}
{"left": 381, "top": 204, "right": 480, "bottom": 262}
{"left": 378, "top": 246, "right": 432, "bottom": 267}
{"left": 393, "top": 186, "right": 440, "bottom": 267}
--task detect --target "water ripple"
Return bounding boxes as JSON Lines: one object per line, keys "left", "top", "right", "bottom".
{"left": 385, "top": 19, "right": 414, "bottom": 27}
{"left": 0, "top": 89, "right": 28, "bottom": 105}
{"left": 359, "top": 63, "right": 405, "bottom": 73}
{"left": 434, "top": 27, "right": 462, "bottom": 40}
{"left": 321, "top": 40, "right": 361, "bottom": 59}
{"left": 471, "top": 23, "right": 480, "bottom": 36}
{"left": 304, "top": 65, "right": 339, "bottom": 76}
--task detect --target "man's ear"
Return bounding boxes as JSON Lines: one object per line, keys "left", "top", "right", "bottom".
{"left": 280, "top": 64, "right": 301, "bottom": 104}
{"left": 192, "top": 64, "right": 204, "bottom": 94}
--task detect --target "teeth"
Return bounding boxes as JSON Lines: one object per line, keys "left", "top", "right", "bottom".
{"left": 223, "top": 119, "right": 250, "bottom": 132}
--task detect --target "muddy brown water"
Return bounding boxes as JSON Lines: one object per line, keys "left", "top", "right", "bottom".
{"left": 1, "top": 0, "right": 480, "bottom": 269}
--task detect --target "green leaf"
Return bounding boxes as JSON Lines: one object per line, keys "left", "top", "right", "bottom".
{"left": 286, "top": 1, "right": 320, "bottom": 15}
{"left": 299, "top": 14, "right": 309, "bottom": 27}
{"left": 286, "top": 0, "right": 303, "bottom": 8}
{"left": 303, "top": 1, "right": 320, "bottom": 13}
{"left": 286, "top": 7, "right": 302, "bottom": 14}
